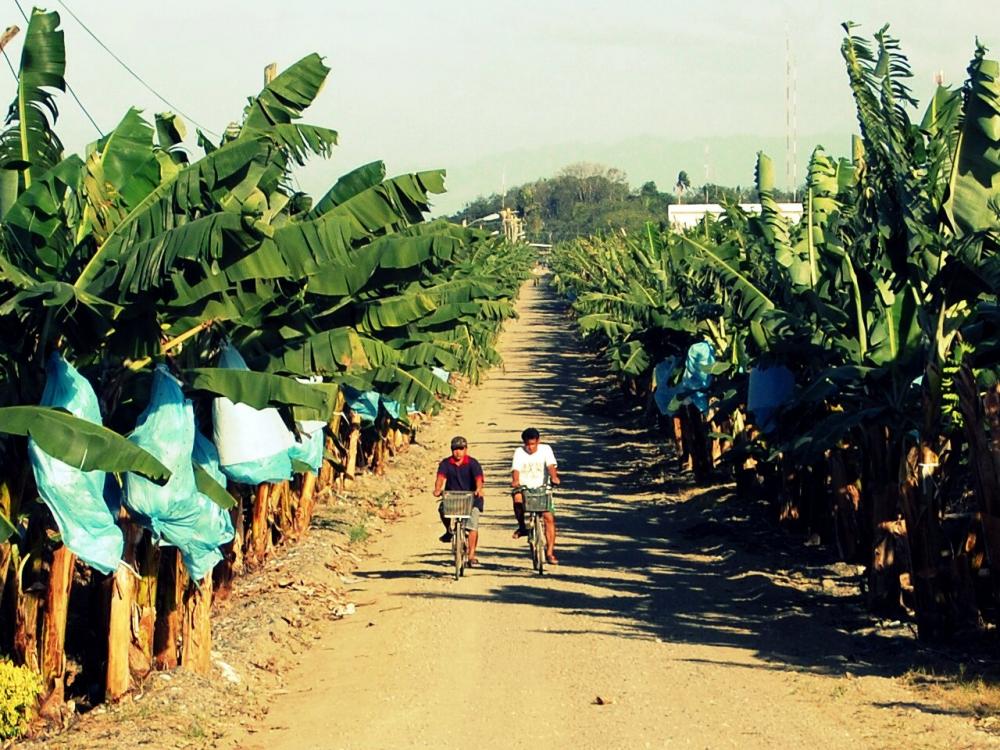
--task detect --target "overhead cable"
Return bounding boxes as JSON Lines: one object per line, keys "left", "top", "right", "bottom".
{"left": 54, "top": 0, "right": 220, "bottom": 138}
{"left": 11, "top": 0, "right": 102, "bottom": 135}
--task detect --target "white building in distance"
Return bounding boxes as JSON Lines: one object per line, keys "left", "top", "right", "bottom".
{"left": 667, "top": 203, "right": 804, "bottom": 230}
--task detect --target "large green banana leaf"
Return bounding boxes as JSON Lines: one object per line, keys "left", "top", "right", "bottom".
{"left": 193, "top": 464, "right": 236, "bottom": 510}
{"left": 240, "top": 53, "right": 338, "bottom": 165}
{"left": 306, "top": 160, "right": 386, "bottom": 219}
{"left": 0, "top": 406, "right": 170, "bottom": 481}
{"left": 73, "top": 136, "right": 273, "bottom": 297}
{"left": 360, "top": 292, "right": 436, "bottom": 331}
{"left": 260, "top": 326, "right": 377, "bottom": 376}
{"left": 81, "top": 108, "right": 161, "bottom": 240}
{"left": 186, "top": 368, "right": 331, "bottom": 413}
{"left": 943, "top": 47, "right": 1000, "bottom": 234}
{"left": 0, "top": 9, "right": 65, "bottom": 200}
{"left": 679, "top": 236, "right": 776, "bottom": 320}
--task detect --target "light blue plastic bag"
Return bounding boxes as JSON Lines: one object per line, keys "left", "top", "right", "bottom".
{"left": 655, "top": 342, "right": 716, "bottom": 415}
{"left": 126, "top": 367, "right": 234, "bottom": 581}
{"left": 682, "top": 341, "right": 716, "bottom": 414}
{"left": 27, "top": 354, "right": 123, "bottom": 575}
{"left": 381, "top": 398, "right": 401, "bottom": 420}
{"left": 652, "top": 356, "right": 680, "bottom": 416}
{"left": 343, "top": 386, "right": 379, "bottom": 423}
{"left": 747, "top": 365, "right": 795, "bottom": 433}
{"left": 287, "top": 429, "right": 325, "bottom": 473}
{"left": 193, "top": 430, "right": 227, "bottom": 487}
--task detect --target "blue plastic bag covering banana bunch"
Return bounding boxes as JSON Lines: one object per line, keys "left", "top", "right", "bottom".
{"left": 126, "top": 367, "right": 234, "bottom": 581}
{"left": 342, "top": 386, "right": 380, "bottom": 423}
{"left": 212, "top": 345, "right": 294, "bottom": 484}
{"left": 27, "top": 354, "right": 123, "bottom": 574}
{"left": 653, "top": 340, "right": 717, "bottom": 416}
{"left": 287, "top": 429, "right": 325, "bottom": 472}
{"left": 747, "top": 365, "right": 795, "bottom": 434}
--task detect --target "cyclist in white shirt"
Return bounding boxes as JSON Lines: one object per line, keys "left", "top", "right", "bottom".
{"left": 511, "top": 427, "right": 561, "bottom": 564}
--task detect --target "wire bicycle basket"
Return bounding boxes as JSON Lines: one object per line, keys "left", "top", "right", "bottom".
{"left": 441, "top": 491, "right": 474, "bottom": 518}
{"left": 522, "top": 486, "right": 553, "bottom": 513}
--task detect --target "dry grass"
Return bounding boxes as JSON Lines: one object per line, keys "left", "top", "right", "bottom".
{"left": 903, "top": 664, "right": 1000, "bottom": 722}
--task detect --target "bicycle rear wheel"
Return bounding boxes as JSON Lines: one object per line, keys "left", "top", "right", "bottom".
{"left": 533, "top": 514, "right": 545, "bottom": 575}
{"left": 453, "top": 520, "right": 465, "bottom": 580}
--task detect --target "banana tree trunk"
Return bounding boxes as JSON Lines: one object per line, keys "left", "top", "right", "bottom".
{"left": 213, "top": 497, "right": 243, "bottom": 603}
{"left": 273, "top": 480, "right": 293, "bottom": 544}
{"left": 130, "top": 532, "right": 159, "bottom": 681}
{"left": 955, "top": 368, "right": 1000, "bottom": 612}
{"left": 246, "top": 482, "right": 271, "bottom": 568}
{"left": 13, "top": 518, "right": 45, "bottom": 673}
{"left": 899, "top": 440, "right": 957, "bottom": 640}
{"left": 13, "top": 588, "right": 41, "bottom": 672}
{"left": 153, "top": 548, "right": 186, "bottom": 670}
{"left": 679, "top": 404, "right": 710, "bottom": 481}
{"left": 40, "top": 544, "right": 75, "bottom": 705}
{"left": 105, "top": 561, "right": 135, "bottom": 700}
{"left": 294, "top": 471, "right": 318, "bottom": 537}
{"left": 180, "top": 577, "right": 212, "bottom": 675}
{"left": 830, "top": 450, "right": 862, "bottom": 562}
{"left": 345, "top": 413, "right": 362, "bottom": 480}
{"left": 861, "top": 425, "right": 904, "bottom": 613}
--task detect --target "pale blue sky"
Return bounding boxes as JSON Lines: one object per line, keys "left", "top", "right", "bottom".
{"left": 6, "top": 1, "right": 999, "bottom": 212}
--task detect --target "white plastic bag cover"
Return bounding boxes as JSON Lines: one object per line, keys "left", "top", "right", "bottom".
{"left": 212, "top": 345, "right": 295, "bottom": 467}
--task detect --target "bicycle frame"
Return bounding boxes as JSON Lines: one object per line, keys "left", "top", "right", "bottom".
{"left": 450, "top": 516, "right": 468, "bottom": 580}
{"left": 441, "top": 491, "right": 474, "bottom": 580}
{"left": 521, "top": 484, "right": 553, "bottom": 575}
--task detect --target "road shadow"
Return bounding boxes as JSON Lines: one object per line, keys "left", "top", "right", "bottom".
{"left": 386, "top": 281, "right": 1000, "bottom": 722}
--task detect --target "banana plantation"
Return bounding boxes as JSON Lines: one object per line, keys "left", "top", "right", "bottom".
{"left": 552, "top": 25, "right": 1000, "bottom": 642}
{"left": 0, "top": 8, "right": 531, "bottom": 737}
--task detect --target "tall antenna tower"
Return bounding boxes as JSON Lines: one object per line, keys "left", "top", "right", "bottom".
{"left": 703, "top": 143, "right": 710, "bottom": 202}
{"left": 785, "top": 27, "right": 798, "bottom": 200}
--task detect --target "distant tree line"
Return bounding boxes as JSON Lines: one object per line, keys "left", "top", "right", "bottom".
{"left": 449, "top": 162, "right": 798, "bottom": 242}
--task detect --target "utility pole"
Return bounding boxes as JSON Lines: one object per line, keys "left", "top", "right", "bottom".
{"left": 0, "top": 25, "right": 18, "bottom": 56}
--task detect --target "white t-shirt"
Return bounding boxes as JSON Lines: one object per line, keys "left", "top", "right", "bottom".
{"left": 511, "top": 444, "right": 557, "bottom": 489}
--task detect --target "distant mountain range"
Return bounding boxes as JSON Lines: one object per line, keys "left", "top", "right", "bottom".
{"left": 430, "top": 131, "right": 853, "bottom": 217}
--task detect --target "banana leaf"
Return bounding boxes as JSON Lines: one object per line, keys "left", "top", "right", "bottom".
{"left": 193, "top": 463, "right": 236, "bottom": 510}
{"left": 0, "top": 406, "right": 170, "bottom": 481}
{"left": 186, "top": 368, "right": 330, "bottom": 413}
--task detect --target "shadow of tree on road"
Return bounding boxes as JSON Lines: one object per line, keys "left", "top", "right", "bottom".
{"left": 362, "top": 283, "right": 1000, "bottom": 722}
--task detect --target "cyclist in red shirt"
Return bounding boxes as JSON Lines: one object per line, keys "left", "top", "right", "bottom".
{"left": 433, "top": 436, "right": 485, "bottom": 565}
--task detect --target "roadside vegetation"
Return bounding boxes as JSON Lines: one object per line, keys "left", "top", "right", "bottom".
{"left": 0, "top": 7, "right": 532, "bottom": 739}
{"left": 551, "top": 24, "right": 1000, "bottom": 646}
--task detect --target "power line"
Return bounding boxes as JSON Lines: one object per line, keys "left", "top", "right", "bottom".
{"left": 1, "top": 48, "right": 16, "bottom": 81}
{"left": 65, "top": 79, "right": 103, "bottom": 135}
{"left": 11, "top": 0, "right": 102, "bottom": 135}
{"left": 53, "top": 0, "right": 220, "bottom": 138}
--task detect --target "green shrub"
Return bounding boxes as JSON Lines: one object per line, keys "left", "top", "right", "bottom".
{"left": 348, "top": 523, "right": 369, "bottom": 544}
{"left": 0, "top": 661, "right": 42, "bottom": 740}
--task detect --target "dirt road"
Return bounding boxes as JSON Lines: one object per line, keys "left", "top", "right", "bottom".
{"left": 234, "top": 281, "right": 994, "bottom": 750}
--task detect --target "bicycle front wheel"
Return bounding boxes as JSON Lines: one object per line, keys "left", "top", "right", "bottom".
{"left": 533, "top": 514, "right": 545, "bottom": 575}
{"left": 453, "top": 520, "right": 465, "bottom": 580}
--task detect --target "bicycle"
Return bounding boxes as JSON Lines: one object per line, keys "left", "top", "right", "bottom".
{"left": 440, "top": 491, "right": 474, "bottom": 580}
{"left": 521, "top": 483, "right": 554, "bottom": 575}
